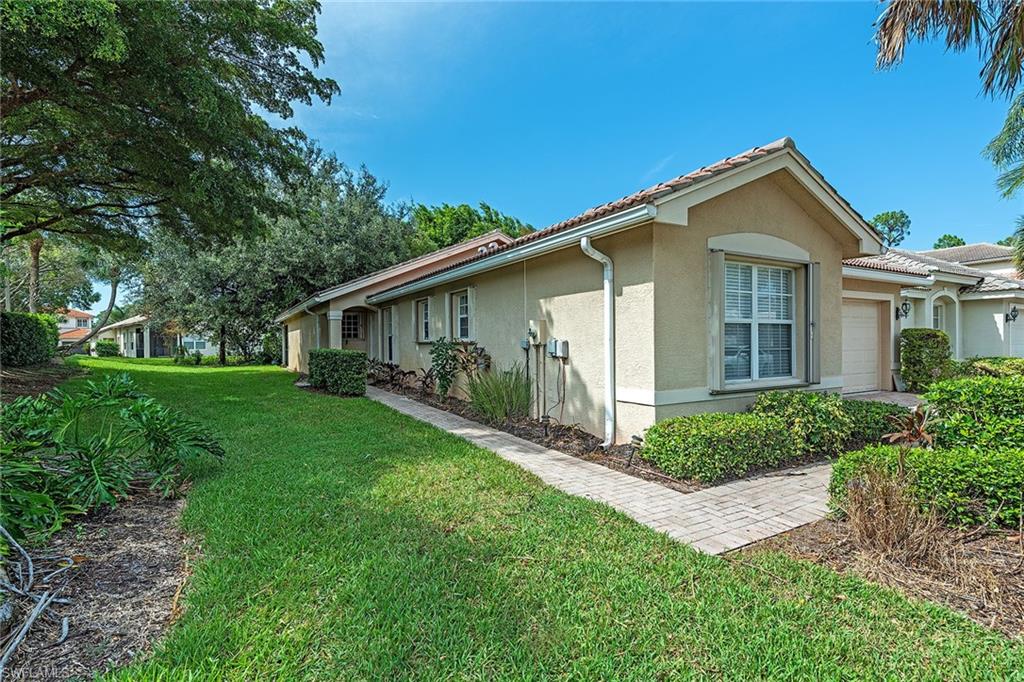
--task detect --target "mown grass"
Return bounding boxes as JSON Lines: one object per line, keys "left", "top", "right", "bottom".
{"left": 60, "top": 358, "right": 1022, "bottom": 679}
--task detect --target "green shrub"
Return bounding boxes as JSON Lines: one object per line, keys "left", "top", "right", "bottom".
{"left": 949, "top": 356, "right": 1024, "bottom": 379}
{"left": 308, "top": 349, "right": 367, "bottom": 396}
{"left": 840, "top": 399, "right": 907, "bottom": 449}
{"left": 467, "top": 362, "right": 531, "bottom": 422}
{"left": 260, "top": 330, "right": 281, "bottom": 365}
{"left": 95, "top": 339, "right": 121, "bottom": 357}
{"left": 752, "top": 390, "right": 853, "bottom": 456}
{"left": 0, "top": 373, "right": 223, "bottom": 541}
{"left": 641, "top": 413, "right": 797, "bottom": 484}
{"left": 0, "top": 311, "right": 58, "bottom": 367}
{"left": 899, "top": 328, "right": 951, "bottom": 391}
{"left": 193, "top": 350, "right": 203, "bottom": 365}
{"left": 429, "top": 337, "right": 459, "bottom": 397}
{"left": 924, "top": 376, "right": 1024, "bottom": 450}
{"left": 830, "top": 445, "right": 1024, "bottom": 528}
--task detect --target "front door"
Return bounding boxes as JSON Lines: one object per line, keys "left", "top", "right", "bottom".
{"left": 134, "top": 328, "right": 145, "bottom": 358}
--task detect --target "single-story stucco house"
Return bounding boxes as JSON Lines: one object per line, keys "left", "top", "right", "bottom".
{"left": 95, "top": 315, "right": 215, "bottom": 358}
{"left": 847, "top": 249, "right": 1024, "bottom": 362}
{"left": 279, "top": 137, "right": 948, "bottom": 444}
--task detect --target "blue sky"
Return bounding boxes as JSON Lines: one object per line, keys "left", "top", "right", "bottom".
{"left": 92, "top": 1, "right": 1022, "bottom": 313}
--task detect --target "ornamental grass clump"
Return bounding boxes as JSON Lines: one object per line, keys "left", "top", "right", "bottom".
{"left": 467, "top": 363, "right": 531, "bottom": 423}
{"left": 641, "top": 412, "right": 797, "bottom": 484}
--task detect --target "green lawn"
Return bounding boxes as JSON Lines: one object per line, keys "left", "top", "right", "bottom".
{"left": 63, "top": 358, "right": 1021, "bottom": 679}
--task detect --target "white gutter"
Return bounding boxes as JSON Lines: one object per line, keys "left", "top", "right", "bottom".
{"left": 580, "top": 236, "right": 616, "bottom": 449}
{"left": 368, "top": 204, "right": 656, "bottom": 304}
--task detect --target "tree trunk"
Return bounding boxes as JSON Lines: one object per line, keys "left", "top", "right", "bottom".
{"left": 27, "top": 236, "right": 43, "bottom": 312}
{"left": 219, "top": 323, "right": 227, "bottom": 365}
{"left": 61, "top": 272, "right": 119, "bottom": 355}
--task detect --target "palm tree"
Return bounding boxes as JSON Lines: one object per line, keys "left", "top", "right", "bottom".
{"left": 875, "top": 1, "right": 1024, "bottom": 98}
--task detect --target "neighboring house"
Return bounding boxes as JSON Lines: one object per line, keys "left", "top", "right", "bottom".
{"left": 95, "top": 315, "right": 215, "bottom": 358}
{"left": 55, "top": 308, "right": 94, "bottom": 348}
{"left": 919, "top": 242, "right": 1020, "bottom": 278}
{"left": 282, "top": 137, "right": 932, "bottom": 443}
{"left": 274, "top": 230, "right": 516, "bottom": 373}
{"left": 846, "top": 249, "right": 1024, "bottom": 361}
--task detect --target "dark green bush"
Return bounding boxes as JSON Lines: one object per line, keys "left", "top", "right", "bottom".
{"left": 95, "top": 339, "right": 121, "bottom": 357}
{"left": 840, "top": 399, "right": 907, "bottom": 449}
{"left": 467, "top": 362, "right": 531, "bottom": 422}
{"left": 830, "top": 445, "right": 1024, "bottom": 528}
{"left": 752, "top": 390, "right": 853, "bottom": 456}
{"left": 924, "top": 376, "right": 1024, "bottom": 450}
{"left": 260, "top": 330, "right": 281, "bottom": 365}
{"left": 899, "top": 328, "right": 951, "bottom": 391}
{"left": 308, "top": 349, "right": 367, "bottom": 396}
{"left": 641, "top": 412, "right": 797, "bottom": 484}
{"left": 1, "top": 311, "right": 58, "bottom": 367}
{"left": 949, "top": 356, "right": 1024, "bottom": 379}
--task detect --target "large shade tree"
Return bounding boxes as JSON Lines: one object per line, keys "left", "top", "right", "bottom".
{"left": 143, "top": 148, "right": 416, "bottom": 361}
{"left": 0, "top": 237, "right": 98, "bottom": 312}
{"left": 412, "top": 202, "right": 532, "bottom": 254}
{"left": 1, "top": 0, "right": 338, "bottom": 249}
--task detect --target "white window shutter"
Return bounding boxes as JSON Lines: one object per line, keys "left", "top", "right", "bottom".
{"left": 444, "top": 291, "right": 452, "bottom": 340}
{"left": 708, "top": 250, "right": 726, "bottom": 392}
{"left": 807, "top": 262, "right": 821, "bottom": 384}
{"left": 468, "top": 286, "right": 477, "bottom": 341}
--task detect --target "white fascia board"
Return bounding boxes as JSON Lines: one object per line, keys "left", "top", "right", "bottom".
{"left": 933, "top": 273, "right": 984, "bottom": 286}
{"left": 841, "top": 266, "right": 932, "bottom": 286}
{"left": 367, "top": 204, "right": 657, "bottom": 304}
{"left": 960, "top": 291, "right": 1024, "bottom": 301}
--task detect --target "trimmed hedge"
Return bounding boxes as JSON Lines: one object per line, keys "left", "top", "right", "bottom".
{"left": 1, "top": 312, "right": 58, "bottom": 367}
{"left": 840, "top": 399, "right": 907, "bottom": 450}
{"left": 899, "top": 328, "right": 951, "bottom": 391}
{"left": 641, "top": 412, "right": 797, "bottom": 484}
{"left": 950, "top": 356, "right": 1024, "bottom": 379}
{"left": 924, "top": 376, "right": 1024, "bottom": 450}
{"left": 308, "top": 349, "right": 367, "bottom": 396}
{"left": 830, "top": 445, "right": 1024, "bottom": 528}
{"left": 752, "top": 391, "right": 853, "bottom": 456}
{"left": 95, "top": 339, "right": 121, "bottom": 357}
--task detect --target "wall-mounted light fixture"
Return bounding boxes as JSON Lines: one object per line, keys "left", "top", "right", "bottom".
{"left": 1007, "top": 305, "right": 1020, "bottom": 323}
{"left": 895, "top": 300, "right": 912, "bottom": 320}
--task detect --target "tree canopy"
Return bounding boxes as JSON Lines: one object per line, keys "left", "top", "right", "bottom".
{"left": 1, "top": 0, "right": 338, "bottom": 250}
{"left": 412, "top": 202, "right": 532, "bottom": 253}
{"left": 1, "top": 237, "right": 97, "bottom": 312}
{"left": 869, "top": 210, "right": 911, "bottom": 247}
{"left": 932, "top": 234, "right": 966, "bottom": 249}
{"left": 142, "top": 149, "right": 416, "bottom": 358}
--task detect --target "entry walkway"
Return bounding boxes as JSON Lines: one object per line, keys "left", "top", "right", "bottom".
{"left": 367, "top": 387, "right": 831, "bottom": 554}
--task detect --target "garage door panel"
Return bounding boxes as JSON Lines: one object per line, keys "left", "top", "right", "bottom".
{"left": 842, "top": 300, "right": 879, "bottom": 393}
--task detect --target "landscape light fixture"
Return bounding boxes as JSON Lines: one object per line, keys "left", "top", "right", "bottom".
{"left": 1007, "top": 305, "right": 1019, "bottom": 323}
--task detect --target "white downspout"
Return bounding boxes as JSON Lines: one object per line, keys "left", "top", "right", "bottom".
{"left": 580, "top": 236, "right": 616, "bottom": 448}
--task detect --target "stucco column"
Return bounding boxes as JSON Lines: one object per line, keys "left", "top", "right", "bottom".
{"left": 143, "top": 325, "right": 151, "bottom": 358}
{"left": 327, "top": 310, "right": 344, "bottom": 349}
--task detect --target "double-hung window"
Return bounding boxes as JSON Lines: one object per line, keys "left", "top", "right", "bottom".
{"left": 182, "top": 336, "right": 206, "bottom": 351}
{"left": 932, "top": 303, "right": 945, "bottom": 331}
{"left": 415, "top": 298, "right": 431, "bottom": 342}
{"left": 451, "top": 290, "right": 471, "bottom": 341}
{"left": 724, "top": 262, "right": 794, "bottom": 382}
{"left": 76, "top": 318, "right": 90, "bottom": 328}
{"left": 382, "top": 307, "right": 395, "bottom": 362}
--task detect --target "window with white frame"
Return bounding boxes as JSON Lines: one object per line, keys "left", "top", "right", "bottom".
{"left": 182, "top": 336, "right": 206, "bottom": 351}
{"left": 415, "top": 298, "right": 431, "bottom": 342}
{"left": 451, "top": 290, "right": 471, "bottom": 341}
{"left": 76, "top": 318, "right": 90, "bottom": 328}
{"left": 932, "top": 303, "right": 945, "bottom": 331}
{"left": 382, "top": 307, "right": 395, "bottom": 362}
{"left": 724, "top": 262, "right": 795, "bottom": 382}
{"left": 342, "top": 312, "right": 361, "bottom": 340}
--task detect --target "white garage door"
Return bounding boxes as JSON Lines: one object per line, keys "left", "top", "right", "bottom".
{"left": 842, "top": 299, "right": 880, "bottom": 393}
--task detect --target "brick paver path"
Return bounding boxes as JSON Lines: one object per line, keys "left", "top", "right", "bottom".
{"left": 367, "top": 387, "right": 831, "bottom": 554}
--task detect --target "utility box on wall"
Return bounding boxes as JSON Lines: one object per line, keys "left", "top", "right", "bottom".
{"left": 546, "top": 338, "right": 569, "bottom": 359}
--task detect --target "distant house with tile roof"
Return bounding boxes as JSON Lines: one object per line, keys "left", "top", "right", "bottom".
{"left": 845, "top": 248, "right": 1024, "bottom": 361}
{"left": 55, "top": 308, "right": 94, "bottom": 348}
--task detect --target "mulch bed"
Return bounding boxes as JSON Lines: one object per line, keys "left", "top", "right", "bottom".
{"left": 742, "top": 519, "right": 1024, "bottom": 638}
{"left": 6, "top": 492, "right": 191, "bottom": 681}
{"left": 1, "top": 360, "right": 86, "bottom": 403}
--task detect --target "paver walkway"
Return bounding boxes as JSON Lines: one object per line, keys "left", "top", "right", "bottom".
{"left": 368, "top": 387, "right": 831, "bottom": 554}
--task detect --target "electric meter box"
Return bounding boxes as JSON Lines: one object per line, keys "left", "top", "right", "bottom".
{"left": 546, "top": 338, "right": 569, "bottom": 359}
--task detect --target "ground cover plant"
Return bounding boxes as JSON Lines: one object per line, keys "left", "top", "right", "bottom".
{"left": 36, "top": 358, "right": 1022, "bottom": 679}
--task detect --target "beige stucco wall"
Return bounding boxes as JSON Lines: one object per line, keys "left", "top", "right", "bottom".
{"left": 962, "top": 299, "right": 1010, "bottom": 358}
{"left": 380, "top": 172, "right": 864, "bottom": 441}
{"left": 282, "top": 303, "right": 326, "bottom": 373}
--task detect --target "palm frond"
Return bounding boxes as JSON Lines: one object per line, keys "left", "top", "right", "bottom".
{"left": 875, "top": 0, "right": 987, "bottom": 70}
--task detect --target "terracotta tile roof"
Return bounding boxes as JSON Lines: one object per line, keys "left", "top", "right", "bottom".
{"left": 56, "top": 308, "right": 93, "bottom": 319}
{"left": 851, "top": 250, "right": 1024, "bottom": 294}
{"left": 842, "top": 257, "right": 930, "bottom": 277}
{"left": 960, "top": 274, "right": 1024, "bottom": 294}
{"left": 919, "top": 242, "right": 1014, "bottom": 264}
{"left": 379, "top": 137, "right": 876, "bottom": 295}
{"left": 59, "top": 327, "right": 92, "bottom": 341}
